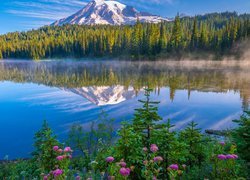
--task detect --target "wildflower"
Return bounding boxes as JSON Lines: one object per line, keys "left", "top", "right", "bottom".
{"left": 143, "top": 147, "right": 148, "bottom": 152}
{"left": 53, "top": 169, "right": 63, "bottom": 177}
{"left": 56, "top": 155, "right": 64, "bottom": 161}
{"left": 182, "top": 164, "right": 187, "bottom": 169}
{"left": 106, "top": 156, "right": 115, "bottom": 163}
{"left": 219, "top": 142, "right": 225, "bottom": 146}
{"left": 169, "top": 164, "right": 179, "bottom": 170}
{"left": 53, "top": 146, "right": 59, "bottom": 151}
{"left": 76, "top": 175, "right": 81, "bottom": 180}
{"left": 143, "top": 160, "right": 148, "bottom": 165}
{"left": 226, "top": 154, "right": 235, "bottom": 159}
{"left": 119, "top": 167, "right": 130, "bottom": 176}
{"left": 217, "top": 154, "right": 227, "bottom": 160}
{"left": 150, "top": 144, "right": 159, "bottom": 153}
{"left": 153, "top": 156, "right": 163, "bottom": 162}
{"left": 153, "top": 176, "right": 157, "bottom": 180}
{"left": 43, "top": 175, "right": 48, "bottom": 180}
{"left": 68, "top": 155, "right": 72, "bottom": 159}
{"left": 232, "top": 154, "right": 238, "bottom": 159}
{"left": 120, "top": 162, "right": 127, "bottom": 167}
{"left": 64, "top": 147, "right": 72, "bottom": 152}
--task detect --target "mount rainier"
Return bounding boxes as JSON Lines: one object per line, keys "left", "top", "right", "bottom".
{"left": 52, "top": 0, "right": 169, "bottom": 26}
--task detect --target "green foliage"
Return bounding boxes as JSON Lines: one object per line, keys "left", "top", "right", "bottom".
{"left": 0, "top": 12, "right": 249, "bottom": 59}
{"left": 67, "top": 110, "right": 115, "bottom": 171}
{"left": 179, "top": 121, "right": 205, "bottom": 167}
{"left": 32, "top": 120, "right": 59, "bottom": 174}
{"left": 152, "top": 119, "right": 187, "bottom": 179}
{"left": 233, "top": 110, "right": 250, "bottom": 174}
{"left": 133, "top": 88, "right": 162, "bottom": 147}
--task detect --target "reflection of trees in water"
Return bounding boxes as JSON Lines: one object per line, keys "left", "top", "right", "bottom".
{"left": 0, "top": 61, "right": 249, "bottom": 109}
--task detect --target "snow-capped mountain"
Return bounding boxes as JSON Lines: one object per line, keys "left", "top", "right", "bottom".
{"left": 62, "top": 86, "right": 137, "bottom": 106}
{"left": 52, "top": 0, "right": 169, "bottom": 26}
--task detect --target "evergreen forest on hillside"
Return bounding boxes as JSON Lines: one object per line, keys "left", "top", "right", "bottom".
{"left": 0, "top": 12, "right": 250, "bottom": 60}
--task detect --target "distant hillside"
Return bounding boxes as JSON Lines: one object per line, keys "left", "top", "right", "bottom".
{"left": 0, "top": 12, "right": 249, "bottom": 60}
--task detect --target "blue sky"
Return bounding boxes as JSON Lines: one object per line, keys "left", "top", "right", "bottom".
{"left": 0, "top": 0, "right": 250, "bottom": 34}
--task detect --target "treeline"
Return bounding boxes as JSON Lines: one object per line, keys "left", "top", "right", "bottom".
{"left": 0, "top": 12, "right": 250, "bottom": 60}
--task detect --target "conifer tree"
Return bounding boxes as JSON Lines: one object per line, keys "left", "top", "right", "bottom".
{"left": 32, "top": 120, "right": 59, "bottom": 173}
{"left": 171, "top": 14, "right": 182, "bottom": 50}
{"left": 191, "top": 17, "right": 199, "bottom": 49}
{"left": 179, "top": 121, "right": 205, "bottom": 167}
{"left": 132, "top": 88, "right": 162, "bottom": 148}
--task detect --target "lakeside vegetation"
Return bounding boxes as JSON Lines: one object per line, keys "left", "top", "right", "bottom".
{"left": 0, "top": 12, "right": 250, "bottom": 60}
{"left": 0, "top": 88, "right": 249, "bottom": 179}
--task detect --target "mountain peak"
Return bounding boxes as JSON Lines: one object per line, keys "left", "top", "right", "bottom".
{"left": 52, "top": 0, "right": 169, "bottom": 26}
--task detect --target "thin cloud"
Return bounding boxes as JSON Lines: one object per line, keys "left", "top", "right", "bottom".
{"left": 6, "top": 0, "right": 87, "bottom": 29}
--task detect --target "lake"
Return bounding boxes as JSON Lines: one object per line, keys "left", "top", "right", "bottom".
{"left": 0, "top": 60, "right": 249, "bottom": 159}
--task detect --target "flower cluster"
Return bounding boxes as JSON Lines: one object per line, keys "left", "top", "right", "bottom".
{"left": 42, "top": 168, "right": 63, "bottom": 180}
{"left": 119, "top": 167, "right": 131, "bottom": 176}
{"left": 153, "top": 156, "right": 163, "bottom": 163}
{"left": 42, "top": 145, "right": 73, "bottom": 179}
{"left": 150, "top": 144, "right": 159, "bottom": 153}
{"left": 105, "top": 157, "right": 131, "bottom": 178}
{"left": 169, "top": 164, "right": 179, "bottom": 170}
{"left": 106, "top": 156, "right": 115, "bottom": 163}
{"left": 217, "top": 154, "right": 238, "bottom": 160}
{"left": 53, "top": 169, "right": 63, "bottom": 177}
{"left": 53, "top": 146, "right": 73, "bottom": 161}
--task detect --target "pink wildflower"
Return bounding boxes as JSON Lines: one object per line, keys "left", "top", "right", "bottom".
{"left": 232, "top": 154, "right": 238, "bottom": 159}
{"left": 219, "top": 142, "right": 225, "bottom": 146}
{"left": 106, "top": 156, "right": 115, "bottom": 163}
{"left": 150, "top": 144, "right": 158, "bottom": 153}
{"left": 153, "top": 176, "right": 157, "bottom": 180}
{"left": 76, "top": 175, "right": 81, "bottom": 180}
{"left": 169, "top": 164, "right": 179, "bottom": 170}
{"left": 226, "top": 154, "right": 235, "bottom": 159}
{"left": 153, "top": 156, "right": 163, "bottom": 162}
{"left": 43, "top": 175, "right": 48, "bottom": 180}
{"left": 56, "top": 155, "right": 64, "bottom": 161}
{"left": 143, "top": 147, "right": 148, "bottom": 152}
{"left": 53, "top": 169, "right": 63, "bottom": 177}
{"left": 64, "top": 146, "right": 72, "bottom": 152}
{"left": 53, "top": 146, "right": 59, "bottom": 151}
{"left": 119, "top": 167, "right": 130, "bottom": 176}
{"left": 217, "top": 154, "right": 227, "bottom": 160}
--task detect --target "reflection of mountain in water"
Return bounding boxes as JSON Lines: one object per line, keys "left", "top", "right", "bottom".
{"left": 0, "top": 60, "right": 249, "bottom": 109}
{"left": 62, "top": 86, "right": 136, "bottom": 106}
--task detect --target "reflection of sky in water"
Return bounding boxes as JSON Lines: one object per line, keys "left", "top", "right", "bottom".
{"left": 0, "top": 81, "right": 242, "bottom": 159}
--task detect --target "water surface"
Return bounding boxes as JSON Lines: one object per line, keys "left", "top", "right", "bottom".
{"left": 0, "top": 60, "right": 249, "bottom": 159}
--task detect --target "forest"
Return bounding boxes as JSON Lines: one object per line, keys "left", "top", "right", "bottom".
{"left": 0, "top": 88, "right": 250, "bottom": 179}
{"left": 0, "top": 12, "right": 250, "bottom": 60}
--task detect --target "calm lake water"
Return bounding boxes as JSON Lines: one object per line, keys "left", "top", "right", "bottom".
{"left": 0, "top": 60, "right": 249, "bottom": 159}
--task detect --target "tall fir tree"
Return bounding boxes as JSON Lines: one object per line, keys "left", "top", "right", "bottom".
{"left": 132, "top": 88, "right": 162, "bottom": 148}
